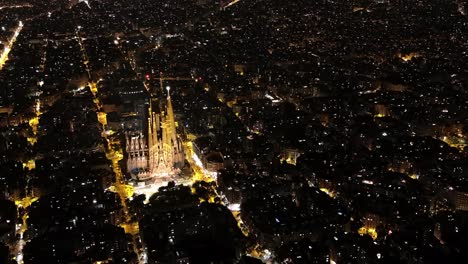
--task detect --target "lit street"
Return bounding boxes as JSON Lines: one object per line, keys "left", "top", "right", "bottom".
{"left": 0, "top": 21, "right": 23, "bottom": 71}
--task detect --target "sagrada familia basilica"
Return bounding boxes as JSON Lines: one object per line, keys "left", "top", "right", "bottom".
{"left": 125, "top": 87, "right": 185, "bottom": 188}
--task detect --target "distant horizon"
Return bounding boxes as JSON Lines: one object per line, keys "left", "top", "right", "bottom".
{"left": 0, "top": 1, "right": 467, "bottom": 263}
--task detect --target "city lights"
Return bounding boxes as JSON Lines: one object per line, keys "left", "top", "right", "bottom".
{"left": 0, "top": 1, "right": 466, "bottom": 263}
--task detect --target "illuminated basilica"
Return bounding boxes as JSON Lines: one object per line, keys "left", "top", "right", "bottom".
{"left": 125, "top": 88, "right": 185, "bottom": 187}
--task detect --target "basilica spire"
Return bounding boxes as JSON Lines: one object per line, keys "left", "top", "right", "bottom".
{"left": 165, "top": 86, "right": 177, "bottom": 146}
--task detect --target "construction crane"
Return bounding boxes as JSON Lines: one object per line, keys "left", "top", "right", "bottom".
{"left": 144, "top": 74, "right": 195, "bottom": 95}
